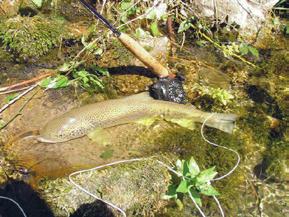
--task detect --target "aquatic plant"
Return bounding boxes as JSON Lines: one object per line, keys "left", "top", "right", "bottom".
{"left": 193, "top": 84, "right": 234, "bottom": 107}
{"left": 164, "top": 157, "right": 220, "bottom": 209}
{"left": 177, "top": 15, "right": 258, "bottom": 66}
{"left": 39, "top": 61, "right": 109, "bottom": 93}
{"left": 0, "top": 15, "right": 65, "bottom": 61}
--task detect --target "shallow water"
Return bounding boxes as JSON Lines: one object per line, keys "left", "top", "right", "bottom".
{"left": 0, "top": 8, "right": 288, "bottom": 217}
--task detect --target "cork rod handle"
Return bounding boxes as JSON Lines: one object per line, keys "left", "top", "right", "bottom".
{"left": 118, "top": 33, "right": 169, "bottom": 77}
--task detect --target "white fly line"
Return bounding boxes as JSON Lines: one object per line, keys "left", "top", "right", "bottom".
{"left": 201, "top": 113, "right": 241, "bottom": 181}
{"left": 0, "top": 196, "right": 27, "bottom": 217}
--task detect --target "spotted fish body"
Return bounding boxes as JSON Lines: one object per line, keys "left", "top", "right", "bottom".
{"left": 39, "top": 92, "right": 237, "bottom": 143}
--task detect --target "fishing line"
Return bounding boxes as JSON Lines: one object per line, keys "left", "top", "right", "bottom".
{"left": 69, "top": 156, "right": 212, "bottom": 217}
{"left": 69, "top": 158, "right": 146, "bottom": 217}
{"left": 201, "top": 113, "right": 241, "bottom": 181}
{"left": 0, "top": 196, "right": 27, "bottom": 217}
{"left": 69, "top": 111, "right": 240, "bottom": 217}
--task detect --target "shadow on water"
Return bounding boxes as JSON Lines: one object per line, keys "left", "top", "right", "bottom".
{"left": 71, "top": 201, "right": 115, "bottom": 217}
{"left": 107, "top": 65, "right": 156, "bottom": 78}
{"left": 246, "top": 84, "right": 283, "bottom": 120}
{"left": 0, "top": 180, "right": 54, "bottom": 217}
{"left": 0, "top": 180, "right": 115, "bottom": 217}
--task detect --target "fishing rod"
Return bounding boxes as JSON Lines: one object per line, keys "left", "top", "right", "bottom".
{"left": 78, "top": 0, "right": 186, "bottom": 104}
{"left": 79, "top": 0, "right": 169, "bottom": 77}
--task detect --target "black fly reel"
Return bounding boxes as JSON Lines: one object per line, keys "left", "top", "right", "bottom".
{"left": 149, "top": 74, "right": 186, "bottom": 104}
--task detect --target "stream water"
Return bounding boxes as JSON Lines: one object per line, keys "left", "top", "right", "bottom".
{"left": 0, "top": 3, "right": 288, "bottom": 217}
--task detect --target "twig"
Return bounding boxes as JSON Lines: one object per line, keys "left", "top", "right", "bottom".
{"left": 0, "top": 88, "right": 39, "bottom": 130}
{"left": 180, "top": 32, "right": 186, "bottom": 50}
{"left": 95, "top": 0, "right": 107, "bottom": 26}
{"left": 0, "top": 86, "right": 30, "bottom": 95}
{"left": 0, "top": 71, "right": 54, "bottom": 93}
{"left": 0, "top": 84, "right": 38, "bottom": 115}
{"left": 167, "top": 16, "right": 176, "bottom": 43}
{"left": 116, "top": 0, "right": 160, "bottom": 29}
{"left": 199, "top": 31, "right": 257, "bottom": 68}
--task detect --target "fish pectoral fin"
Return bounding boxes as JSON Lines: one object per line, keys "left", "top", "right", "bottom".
{"left": 168, "top": 118, "right": 195, "bottom": 131}
{"left": 134, "top": 117, "right": 158, "bottom": 127}
{"left": 87, "top": 128, "right": 111, "bottom": 145}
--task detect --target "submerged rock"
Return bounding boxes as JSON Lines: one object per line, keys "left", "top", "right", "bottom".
{"left": 38, "top": 159, "right": 171, "bottom": 217}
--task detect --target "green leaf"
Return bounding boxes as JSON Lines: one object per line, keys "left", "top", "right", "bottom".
{"left": 55, "top": 76, "right": 69, "bottom": 88}
{"left": 120, "top": 1, "right": 133, "bottom": 11}
{"left": 183, "top": 160, "right": 190, "bottom": 177}
{"left": 5, "top": 94, "right": 18, "bottom": 103}
{"left": 58, "top": 62, "right": 72, "bottom": 72}
{"left": 39, "top": 77, "right": 52, "bottom": 88}
{"left": 31, "top": 0, "right": 43, "bottom": 8}
{"left": 175, "top": 159, "right": 184, "bottom": 173}
{"left": 39, "top": 75, "right": 69, "bottom": 89}
{"left": 150, "top": 20, "right": 161, "bottom": 37}
{"left": 196, "top": 166, "right": 218, "bottom": 184}
{"left": 163, "top": 184, "right": 178, "bottom": 200}
{"left": 95, "top": 66, "right": 109, "bottom": 76}
{"left": 72, "top": 69, "right": 105, "bottom": 91}
{"left": 195, "top": 40, "right": 206, "bottom": 47}
{"left": 189, "top": 189, "right": 202, "bottom": 207}
{"left": 248, "top": 46, "right": 259, "bottom": 58}
{"left": 198, "top": 184, "right": 220, "bottom": 196}
{"left": 178, "top": 20, "right": 191, "bottom": 33}
{"left": 188, "top": 157, "right": 200, "bottom": 178}
{"left": 176, "top": 180, "right": 189, "bottom": 193}
{"left": 239, "top": 44, "right": 249, "bottom": 55}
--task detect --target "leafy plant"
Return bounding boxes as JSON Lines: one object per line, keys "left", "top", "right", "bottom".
{"left": 39, "top": 75, "right": 70, "bottom": 89}
{"left": 195, "top": 85, "right": 234, "bottom": 106}
{"left": 72, "top": 69, "right": 107, "bottom": 92}
{"left": 81, "top": 36, "right": 103, "bottom": 56}
{"left": 146, "top": 2, "right": 167, "bottom": 37}
{"left": 120, "top": 0, "right": 140, "bottom": 23}
{"left": 39, "top": 61, "right": 109, "bottom": 92}
{"left": 164, "top": 156, "right": 219, "bottom": 208}
{"left": 239, "top": 43, "right": 259, "bottom": 58}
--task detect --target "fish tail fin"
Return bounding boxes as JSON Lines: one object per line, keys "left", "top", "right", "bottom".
{"left": 8, "top": 130, "right": 40, "bottom": 145}
{"left": 204, "top": 113, "right": 237, "bottom": 134}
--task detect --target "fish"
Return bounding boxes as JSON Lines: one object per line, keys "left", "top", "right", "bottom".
{"left": 38, "top": 92, "right": 237, "bottom": 143}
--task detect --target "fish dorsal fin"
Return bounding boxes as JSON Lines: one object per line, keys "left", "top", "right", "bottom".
{"left": 124, "top": 92, "right": 154, "bottom": 102}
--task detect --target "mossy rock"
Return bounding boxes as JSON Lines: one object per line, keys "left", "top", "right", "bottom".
{"left": 38, "top": 158, "right": 171, "bottom": 216}
{"left": 0, "top": 15, "right": 67, "bottom": 62}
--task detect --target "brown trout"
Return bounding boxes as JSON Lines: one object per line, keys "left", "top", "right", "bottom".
{"left": 38, "top": 92, "right": 237, "bottom": 143}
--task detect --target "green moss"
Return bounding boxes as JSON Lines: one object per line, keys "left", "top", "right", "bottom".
{"left": 0, "top": 15, "right": 66, "bottom": 62}
{"left": 264, "top": 140, "right": 289, "bottom": 181}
